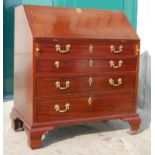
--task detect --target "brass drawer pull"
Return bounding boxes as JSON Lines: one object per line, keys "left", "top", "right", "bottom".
{"left": 88, "top": 97, "right": 93, "bottom": 106}
{"left": 55, "top": 103, "right": 70, "bottom": 113}
{"left": 35, "top": 47, "right": 40, "bottom": 56}
{"left": 109, "top": 60, "right": 123, "bottom": 68}
{"left": 88, "top": 77, "right": 93, "bottom": 86}
{"left": 110, "top": 45, "right": 123, "bottom": 54}
{"left": 89, "top": 44, "right": 93, "bottom": 53}
{"left": 55, "top": 81, "right": 70, "bottom": 90}
{"left": 109, "top": 78, "right": 122, "bottom": 87}
{"left": 55, "top": 61, "right": 60, "bottom": 69}
{"left": 89, "top": 59, "right": 93, "bottom": 68}
{"left": 55, "top": 44, "right": 71, "bottom": 53}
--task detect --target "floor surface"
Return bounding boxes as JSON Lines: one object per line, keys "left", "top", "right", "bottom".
{"left": 3, "top": 100, "right": 151, "bottom": 155}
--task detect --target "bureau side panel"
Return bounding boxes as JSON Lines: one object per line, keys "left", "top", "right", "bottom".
{"left": 134, "top": 41, "right": 140, "bottom": 111}
{"left": 14, "top": 6, "right": 33, "bottom": 122}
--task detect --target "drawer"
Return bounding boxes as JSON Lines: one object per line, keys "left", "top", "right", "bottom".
{"left": 35, "top": 40, "right": 136, "bottom": 58}
{"left": 36, "top": 58, "right": 137, "bottom": 74}
{"left": 36, "top": 74, "right": 136, "bottom": 97}
{"left": 36, "top": 94, "right": 135, "bottom": 122}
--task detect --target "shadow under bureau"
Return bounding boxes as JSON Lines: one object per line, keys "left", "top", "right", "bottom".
{"left": 11, "top": 5, "right": 141, "bottom": 149}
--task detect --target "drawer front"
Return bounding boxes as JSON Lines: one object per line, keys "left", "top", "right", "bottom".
{"left": 36, "top": 58, "right": 137, "bottom": 74}
{"left": 36, "top": 74, "right": 136, "bottom": 97}
{"left": 36, "top": 94, "right": 135, "bottom": 122}
{"left": 35, "top": 40, "right": 136, "bottom": 58}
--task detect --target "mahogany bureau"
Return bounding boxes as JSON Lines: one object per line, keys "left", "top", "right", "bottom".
{"left": 11, "top": 5, "right": 141, "bottom": 149}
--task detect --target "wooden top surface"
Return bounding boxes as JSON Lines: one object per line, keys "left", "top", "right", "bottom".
{"left": 23, "top": 5, "right": 139, "bottom": 40}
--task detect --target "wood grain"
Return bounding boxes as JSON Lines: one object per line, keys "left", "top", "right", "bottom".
{"left": 36, "top": 94, "right": 135, "bottom": 122}
{"left": 35, "top": 40, "right": 136, "bottom": 58}
{"left": 11, "top": 5, "right": 141, "bottom": 149}
{"left": 36, "top": 74, "right": 136, "bottom": 97}
{"left": 36, "top": 58, "right": 137, "bottom": 74}
{"left": 24, "top": 5, "right": 139, "bottom": 40}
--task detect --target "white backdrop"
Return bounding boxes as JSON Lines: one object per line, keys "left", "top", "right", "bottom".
{"left": 137, "top": 0, "right": 153, "bottom": 54}
{"left": 137, "top": 0, "right": 152, "bottom": 108}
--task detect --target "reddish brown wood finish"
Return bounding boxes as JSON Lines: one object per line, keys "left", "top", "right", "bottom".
{"left": 36, "top": 94, "right": 135, "bottom": 122}
{"left": 11, "top": 5, "right": 141, "bottom": 149}
{"left": 35, "top": 40, "right": 136, "bottom": 58}
{"left": 36, "top": 58, "right": 137, "bottom": 74}
{"left": 36, "top": 74, "right": 136, "bottom": 97}
{"left": 24, "top": 5, "right": 139, "bottom": 40}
